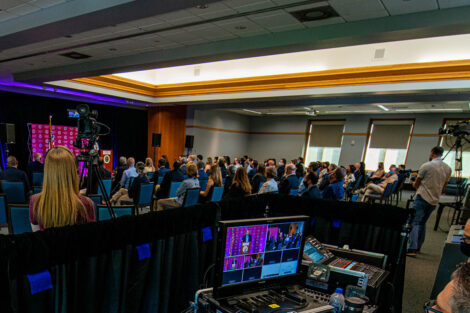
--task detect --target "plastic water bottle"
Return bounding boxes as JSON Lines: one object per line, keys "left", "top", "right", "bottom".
{"left": 329, "top": 288, "right": 345, "bottom": 313}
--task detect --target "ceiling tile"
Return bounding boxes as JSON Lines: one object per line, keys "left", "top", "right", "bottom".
{"left": 0, "top": 0, "right": 26, "bottom": 11}
{"left": 248, "top": 10, "right": 302, "bottom": 31}
{"left": 381, "top": 0, "right": 438, "bottom": 15}
{"left": 341, "top": 10, "right": 389, "bottom": 22}
{"left": 329, "top": 0, "right": 386, "bottom": 14}
{"left": 6, "top": 3, "right": 40, "bottom": 15}
{"left": 303, "top": 16, "right": 345, "bottom": 27}
{"left": 272, "top": 0, "right": 309, "bottom": 4}
{"left": 32, "top": 0, "right": 66, "bottom": 9}
{"left": 214, "top": 16, "right": 270, "bottom": 37}
{"left": 285, "top": 1, "right": 330, "bottom": 12}
{"left": 223, "top": 0, "right": 275, "bottom": 13}
{"left": 187, "top": 2, "right": 237, "bottom": 19}
{"left": 185, "top": 24, "right": 238, "bottom": 41}
{"left": 158, "top": 29, "right": 210, "bottom": 45}
{"left": 158, "top": 9, "right": 202, "bottom": 26}
{"left": 438, "top": 0, "right": 470, "bottom": 8}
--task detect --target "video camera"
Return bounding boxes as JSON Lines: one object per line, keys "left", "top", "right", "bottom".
{"left": 439, "top": 120, "right": 470, "bottom": 137}
{"left": 73, "top": 104, "right": 110, "bottom": 152}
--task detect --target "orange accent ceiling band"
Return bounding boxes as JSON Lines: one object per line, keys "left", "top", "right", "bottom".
{"left": 70, "top": 59, "right": 470, "bottom": 98}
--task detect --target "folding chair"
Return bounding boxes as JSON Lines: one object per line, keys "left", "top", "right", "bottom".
{"left": 32, "top": 186, "right": 42, "bottom": 195}
{"left": 0, "top": 194, "right": 7, "bottom": 224}
{"left": 97, "top": 205, "right": 132, "bottom": 221}
{"left": 133, "top": 183, "right": 154, "bottom": 214}
{"left": 32, "top": 172, "right": 44, "bottom": 186}
{"left": 210, "top": 186, "right": 224, "bottom": 202}
{"left": 169, "top": 181, "right": 182, "bottom": 198}
{"left": 7, "top": 204, "right": 32, "bottom": 234}
{"left": 289, "top": 189, "right": 299, "bottom": 196}
{"left": 365, "top": 183, "right": 393, "bottom": 204}
{"left": 183, "top": 188, "right": 200, "bottom": 207}
{"left": 1, "top": 181, "right": 26, "bottom": 204}
{"left": 97, "top": 179, "right": 112, "bottom": 198}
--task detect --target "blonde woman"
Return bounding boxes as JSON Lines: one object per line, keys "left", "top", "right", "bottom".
{"left": 144, "top": 157, "right": 155, "bottom": 173}
{"left": 200, "top": 164, "right": 223, "bottom": 202}
{"left": 205, "top": 157, "right": 213, "bottom": 174}
{"left": 29, "top": 146, "right": 94, "bottom": 231}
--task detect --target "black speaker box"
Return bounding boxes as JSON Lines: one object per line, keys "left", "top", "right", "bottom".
{"left": 152, "top": 133, "right": 161, "bottom": 147}
{"left": 0, "top": 123, "right": 15, "bottom": 144}
{"left": 185, "top": 135, "right": 194, "bottom": 149}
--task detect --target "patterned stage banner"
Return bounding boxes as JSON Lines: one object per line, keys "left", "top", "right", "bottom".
{"left": 31, "top": 124, "right": 81, "bottom": 159}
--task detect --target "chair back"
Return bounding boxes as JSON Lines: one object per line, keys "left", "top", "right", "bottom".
{"left": 354, "top": 176, "right": 363, "bottom": 189}
{"left": 137, "top": 183, "right": 154, "bottom": 206}
{"left": 383, "top": 183, "right": 393, "bottom": 198}
{"left": 147, "top": 172, "right": 155, "bottom": 179}
{"left": 183, "top": 188, "right": 200, "bottom": 207}
{"left": 391, "top": 181, "right": 399, "bottom": 194}
{"left": 298, "top": 176, "right": 303, "bottom": 187}
{"left": 97, "top": 179, "right": 112, "bottom": 198}
{"left": 97, "top": 205, "right": 132, "bottom": 221}
{"left": 32, "top": 172, "right": 44, "bottom": 186}
{"left": 157, "top": 176, "right": 164, "bottom": 185}
{"left": 7, "top": 204, "right": 32, "bottom": 234}
{"left": 351, "top": 194, "right": 359, "bottom": 202}
{"left": 210, "top": 186, "right": 224, "bottom": 202}
{"left": 289, "top": 189, "right": 299, "bottom": 196}
{"left": 129, "top": 176, "right": 135, "bottom": 188}
{"left": 87, "top": 194, "right": 102, "bottom": 219}
{"left": 1, "top": 181, "right": 26, "bottom": 204}
{"left": 169, "top": 181, "right": 182, "bottom": 198}
{"left": 199, "top": 179, "right": 208, "bottom": 193}
{"left": 33, "top": 186, "right": 42, "bottom": 195}
{"left": 0, "top": 194, "right": 7, "bottom": 223}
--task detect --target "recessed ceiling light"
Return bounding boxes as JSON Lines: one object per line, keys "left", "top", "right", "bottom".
{"left": 60, "top": 52, "right": 91, "bottom": 59}
{"left": 235, "top": 26, "right": 247, "bottom": 30}
{"left": 196, "top": 4, "right": 208, "bottom": 9}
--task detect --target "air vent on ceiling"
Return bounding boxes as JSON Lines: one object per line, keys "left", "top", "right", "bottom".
{"left": 290, "top": 6, "right": 339, "bottom": 22}
{"left": 60, "top": 52, "right": 91, "bottom": 59}
{"left": 374, "top": 48, "right": 385, "bottom": 59}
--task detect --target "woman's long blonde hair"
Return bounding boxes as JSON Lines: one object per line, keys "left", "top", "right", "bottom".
{"left": 33, "top": 146, "right": 90, "bottom": 228}
{"left": 145, "top": 157, "right": 154, "bottom": 168}
{"left": 232, "top": 167, "right": 252, "bottom": 194}
{"left": 209, "top": 164, "right": 223, "bottom": 187}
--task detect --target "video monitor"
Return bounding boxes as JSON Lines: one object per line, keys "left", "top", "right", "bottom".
{"left": 214, "top": 216, "right": 308, "bottom": 298}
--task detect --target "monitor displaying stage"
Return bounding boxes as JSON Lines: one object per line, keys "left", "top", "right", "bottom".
{"left": 221, "top": 218, "right": 305, "bottom": 286}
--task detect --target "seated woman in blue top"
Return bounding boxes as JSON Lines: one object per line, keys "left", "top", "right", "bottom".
{"left": 299, "top": 172, "right": 322, "bottom": 199}
{"left": 259, "top": 166, "right": 279, "bottom": 194}
{"left": 156, "top": 162, "right": 200, "bottom": 210}
{"left": 322, "top": 168, "right": 345, "bottom": 200}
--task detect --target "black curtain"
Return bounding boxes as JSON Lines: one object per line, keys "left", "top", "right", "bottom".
{"left": 0, "top": 196, "right": 411, "bottom": 313}
{"left": 0, "top": 91, "right": 148, "bottom": 169}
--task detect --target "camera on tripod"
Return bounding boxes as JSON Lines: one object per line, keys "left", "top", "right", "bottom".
{"left": 73, "top": 104, "right": 109, "bottom": 153}
{"left": 439, "top": 121, "right": 470, "bottom": 137}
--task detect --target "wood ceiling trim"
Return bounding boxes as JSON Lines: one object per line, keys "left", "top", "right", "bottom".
{"left": 69, "top": 59, "right": 470, "bottom": 98}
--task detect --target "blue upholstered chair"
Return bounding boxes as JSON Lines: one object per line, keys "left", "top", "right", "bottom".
{"left": 7, "top": 204, "right": 32, "bottom": 234}
{"left": 183, "top": 188, "right": 200, "bottom": 207}
{"left": 0, "top": 194, "right": 7, "bottom": 224}
{"left": 97, "top": 205, "right": 132, "bottom": 221}
{"left": 169, "top": 182, "right": 182, "bottom": 198}
{"left": 210, "top": 186, "right": 224, "bottom": 202}
{"left": 32, "top": 172, "right": 44, "bottom": 186}
{"left": 1, "top": 181, "right": 26, "bottom": 204}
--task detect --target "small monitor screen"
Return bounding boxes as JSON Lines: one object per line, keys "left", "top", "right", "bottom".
{"left": 304, "top": 242, "right": 326, "bottom": 263}
{"left": 221, "top": 220, "right": 305, "bottom": 286}
{"left": 67, "top": 109, "right": 80, "bottom": 118}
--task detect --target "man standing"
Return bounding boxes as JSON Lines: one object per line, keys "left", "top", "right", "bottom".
{"left": 407, "top": 146, "right": 451, "bottom": 256}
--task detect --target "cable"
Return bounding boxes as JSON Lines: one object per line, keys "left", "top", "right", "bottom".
{"left": 202, "top": 264, "right": 215, "bottom": 289}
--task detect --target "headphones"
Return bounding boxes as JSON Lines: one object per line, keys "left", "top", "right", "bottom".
{"left": 43, "top": 146, "right": 75, "bottom": 161}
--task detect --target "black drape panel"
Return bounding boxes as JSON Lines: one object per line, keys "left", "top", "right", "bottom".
{"left": 0, "top": 196, "right": 411, "bottom": 313}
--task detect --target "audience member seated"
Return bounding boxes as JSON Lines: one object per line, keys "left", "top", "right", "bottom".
{"left": 112, "top": 156, "right": 127, "bottom": 193}
{"left": 277, "top": 158, "right": 286, "bottom": 181}
{"left": 120, "top": 157, "right": 137, "bottom": 189}
{"left": 162, "top": 154, "right": 170, "bottom": 168}
{"left": 199, "top": 164, "right": 223, "bottom": 202}
{"left": 259, "top": 166, "right": 279, "bottom": 194}
{"left": 144, "top": 158, "right": 155, "bottom": 173}
{"left": 224, "top": 167, "right": 252, "bottom": 199}
{"left": 156, "top": 162, "right": 200, "bottom": 210}
{"left": 197, "top": 154, "right": 203, "bottom": 162}
{"left": 344, "top": 164, "right": 356, "bottom": 188}
{"left": 0, "top": 155, "right": 31, "bottom": 195}
{"left": 322, "top": 168, "right": 345, "bottom": 200}
{"left": 318, "top": 163, "right": 337, "bottom": 191}
{"left": 357, "top": 165, "right": 398, "bottom": 202}
{"left": 111, "top": 162, "right": 149, "bottom": 205}
{"left": 248, "top": 160, "right": 258, "bottom": 180}
{"left": 397, "top": 164, "right": 409, "bottom": 186}
{"left": 251, "top": 164, "right": 266, "bottom": 194}
{"left": 218, "top": 158, "right": 228, "bottom": 178}
{"left": 82, "top": 157, "right": 112, "bottom": 195}
{"left": 278, "top": 164, "right": 299, "bottom": 194}
{"left": 197, "top": 161, "right": 208, "bottom": 180}
{"left": 299, "top": 172, "right": 322, "bottom": 199}
{"left": 368, "top": 162, "right": 385, "bottom": 183}
{"left": 295, "top": 162, "right": 305, "bottom": 178}
{"left": 26, "top": 152, "right": 44, "bottom": 183}
{"left": 29, "top": 146, "right": 94, "bottom": 231}
{"left": 233, "top": 157, "right": 242, "bottom": 169}
{"left": 319, "top": 162, "right": 330, "bottom": 177}
{"left": 156, "top": 160, "right": 184, "bottom": 200}
{"left": 155, "top": 158, "right": 169, "bottom": 179}
{"left": 224, "top": 165, "right": 235, "bottom": 194}
{"left": 179, "top": 156, "right": 188, "bottom": 175}
{"left": 205, "top": 157, "right": 213, "bottom": 174}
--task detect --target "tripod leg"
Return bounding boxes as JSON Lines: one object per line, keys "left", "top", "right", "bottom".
{"left": 93, "top": 165, "right": 115, "bottom": 219}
